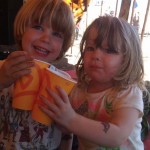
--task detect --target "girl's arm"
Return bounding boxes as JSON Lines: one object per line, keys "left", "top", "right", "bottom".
{"left": 40, "top": 86, "right": 140, "bottom": 147}
{"left": 66, "top": 107, "right": 139, "bottom": 147}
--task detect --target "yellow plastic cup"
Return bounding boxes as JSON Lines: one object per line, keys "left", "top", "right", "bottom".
{"left": 32, "top": 66, "right": 76, "bottom": 126}
{"left": 12, "top": 59, "right": 50, "bottom": 110}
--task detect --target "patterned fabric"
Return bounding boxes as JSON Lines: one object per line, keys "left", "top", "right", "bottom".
{"left": 70, "top": 85, "right": 144, "bottom": 150}
{"left": 64, "top": 0, "right": 91, "bottom": 24}
{"left": 0, "top": 86, "right": 61, "bottom": 150}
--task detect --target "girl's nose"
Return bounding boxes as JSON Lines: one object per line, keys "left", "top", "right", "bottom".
{"left": 92, "top": 49, "right": 102, "bottom": 61}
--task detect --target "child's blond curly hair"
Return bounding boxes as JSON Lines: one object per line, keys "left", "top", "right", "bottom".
{"left": 76, "top": 16, "right": 144, "bottom": 91}
{"left": 14, "top": 0, "right": 75, "bottom": 59}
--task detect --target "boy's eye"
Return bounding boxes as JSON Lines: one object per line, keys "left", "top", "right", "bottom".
{"left": 32, "top": 25, "right": 43, "bottom": 31}
{"left": 52, "top": 32, "right": 63, "bottom": 39}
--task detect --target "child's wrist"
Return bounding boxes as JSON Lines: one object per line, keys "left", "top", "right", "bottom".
{"left": 0, "top": 81, "right": 5, "bottom": 91}
{"left": 0, "top": 84, "right": 3, "bottom": 91}
{"left": 61, "top": 134, "right": 73, "bottom": 140}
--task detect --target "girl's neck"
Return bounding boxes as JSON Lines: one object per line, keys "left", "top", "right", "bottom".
{"left": 87, "top": 81, "right": 114, "bottom": 93}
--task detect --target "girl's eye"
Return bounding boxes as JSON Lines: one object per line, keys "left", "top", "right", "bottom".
{"left": 85, "top": 46, "right": 95, "bottom": 51}
{"left": 52, "top": 32, "right": 63, "bottom": 39}
{"left": 32, "top": 25, "right": 43, "bottom": 31}
{"left": 102, "top": 48, "right": 111, "bottom": 53}
{"left": 101, "top": 47, "right": 118, "bottom": 54}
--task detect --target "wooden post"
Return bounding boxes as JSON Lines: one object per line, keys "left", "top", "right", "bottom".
{"left": 100, "top": 0, "right": 103, "bottom": 16}
{"left": 115, "top": 0, "right": 119, "bottom": 17}
{"left": 141, "top": 0, "right": 150, "bottom": 43}
{"left": 130, "top": 0, "right": 136, "bottom": 24}
{"left": 119, "top": 0, "right": 132, "bottom": 21}
{"left": 85, "top": 0, "right": 88, "bottom": 28}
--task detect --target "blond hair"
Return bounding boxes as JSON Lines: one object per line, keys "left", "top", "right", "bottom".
{"left": 76, "top": 16, "right": 144, "bottom": 91}
{"left": 14, "top": 0, "right": 75, "bottom": 59}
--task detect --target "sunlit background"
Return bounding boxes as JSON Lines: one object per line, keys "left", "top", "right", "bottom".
{"left": 65, "top": 0, "right": 150, "bottom": 81}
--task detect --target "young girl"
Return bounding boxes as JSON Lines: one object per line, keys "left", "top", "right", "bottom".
{"left": 40, "top": 16, "right": 145, "bottom": 150}
{"left": 0, "top": 0, "right": 74, "bottom": 149}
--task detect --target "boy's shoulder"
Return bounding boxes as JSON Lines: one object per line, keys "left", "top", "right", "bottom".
{"left": 0, "top": 60, "right": 5, "bottom": 67}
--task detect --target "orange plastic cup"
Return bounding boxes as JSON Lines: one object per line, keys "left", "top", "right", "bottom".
{"left": 32, "top": 66, "right": 76, "bottom": 126}
{"left": 12, "top": 59, "right": 50, "bottom": 110}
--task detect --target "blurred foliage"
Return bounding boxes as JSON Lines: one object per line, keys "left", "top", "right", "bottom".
{"left": 141, "top": 81, "right": 150, "bottom": 141}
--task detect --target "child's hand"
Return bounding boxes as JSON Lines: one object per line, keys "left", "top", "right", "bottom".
{"left": 40, "top": 86, "right": 76, "bottom": 129}
{"left": 0, "top": 51, "right": 34, "bottom": 89}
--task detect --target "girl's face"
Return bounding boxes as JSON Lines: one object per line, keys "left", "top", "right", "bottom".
{"left": 83, "top": 27, "right": 123, "bottom": 89}
{"left": 22, "top": 22, "right": 64, "bottom": 63}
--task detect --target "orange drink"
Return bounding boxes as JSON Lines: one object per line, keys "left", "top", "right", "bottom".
{"left": 12, "top": 59, "right": 50, "bottom": 110}
{"left": 32, "top": 65, "right": 76, "bottom": 125}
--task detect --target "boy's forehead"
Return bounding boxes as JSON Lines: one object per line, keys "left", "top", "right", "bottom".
{"left": 30, "top": 19, "right": 55, "bottom": 29}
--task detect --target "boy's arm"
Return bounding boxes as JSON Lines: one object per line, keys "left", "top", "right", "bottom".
{"left": 59, "top": 133, "right": 73, "bottom": 150}
{"left": 0, "top": 51, "right": 34, "bottom": 91}
{"left": 0, "top": 60, "right": 5, "bottom": 91}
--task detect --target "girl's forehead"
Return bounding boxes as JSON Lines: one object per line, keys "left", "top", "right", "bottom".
{"left": 89, "top": 27, "right": 98, "bottom": 35}
{"left": 87, "top": 27, "right": 98, "bottom": 40}
{"left": 86, "top": 27, "right": 109, "bottom": 47}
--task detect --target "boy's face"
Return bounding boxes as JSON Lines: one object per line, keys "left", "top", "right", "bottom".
{"left": 21, "top": 22, "right": 64, "bottom": 63}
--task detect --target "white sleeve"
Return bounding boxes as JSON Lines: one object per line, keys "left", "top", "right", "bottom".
{"left": 113, "top": 85, "right": 144, "bottom": 117}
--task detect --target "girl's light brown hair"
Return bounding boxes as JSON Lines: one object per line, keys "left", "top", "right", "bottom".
{"left": 76, "top": 16, "right": 144, "bottom": 90}
{"left": 14, "top": 0, "right": 75, "bottom": 59}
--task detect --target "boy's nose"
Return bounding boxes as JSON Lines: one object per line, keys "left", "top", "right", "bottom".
{"left": 40, "top": 31, "right": 51, "bottom": 43}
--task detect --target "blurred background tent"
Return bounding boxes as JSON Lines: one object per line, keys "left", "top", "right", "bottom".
{"left": 65, "top": 0, "right": 150, "bottom": 44}
{"left": 65, "top": 0, "right": 91, "bottom": 24}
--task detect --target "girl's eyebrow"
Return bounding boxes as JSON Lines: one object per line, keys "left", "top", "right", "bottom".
{"left": 86, "top": 39, "right": 95, "bottom": 44}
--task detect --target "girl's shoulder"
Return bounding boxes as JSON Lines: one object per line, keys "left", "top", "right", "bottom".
{"left": 70, "top": 85, "right": 84, "bottom": 97}
{"left": 118, "top": 84, "right": 142, "bottom": 99}
{"left": 113, "top": 85, "right": 143, "bottom": 113}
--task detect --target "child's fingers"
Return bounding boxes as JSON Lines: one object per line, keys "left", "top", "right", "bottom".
{"left": 6, "top": 51, "right": 33, "bottom": 68}
{"left": 46, "top": 87, "right": 65, "bottom": 107}
{"left": 39, "top": 95, "right": 60, "bottom": 119}
{"left": 55, "top": 86, "right": 70, "bottom": 103}
{"left": 3, "top": 51, "right": 34, "bottom": 76}
{"left": 12, "top": 69, "right": 32, "bottom": 79}
{"left": 12, "top": 61, "right": 34, "bottom": 73}
{"left": 40, "top": 105, "right": 56, "bottom": 120}
{"left": 3, "top": 60, "right": 34, "bottom": 79}
{"left": 7, "top": 51, "right": 32, "bottom": 60}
